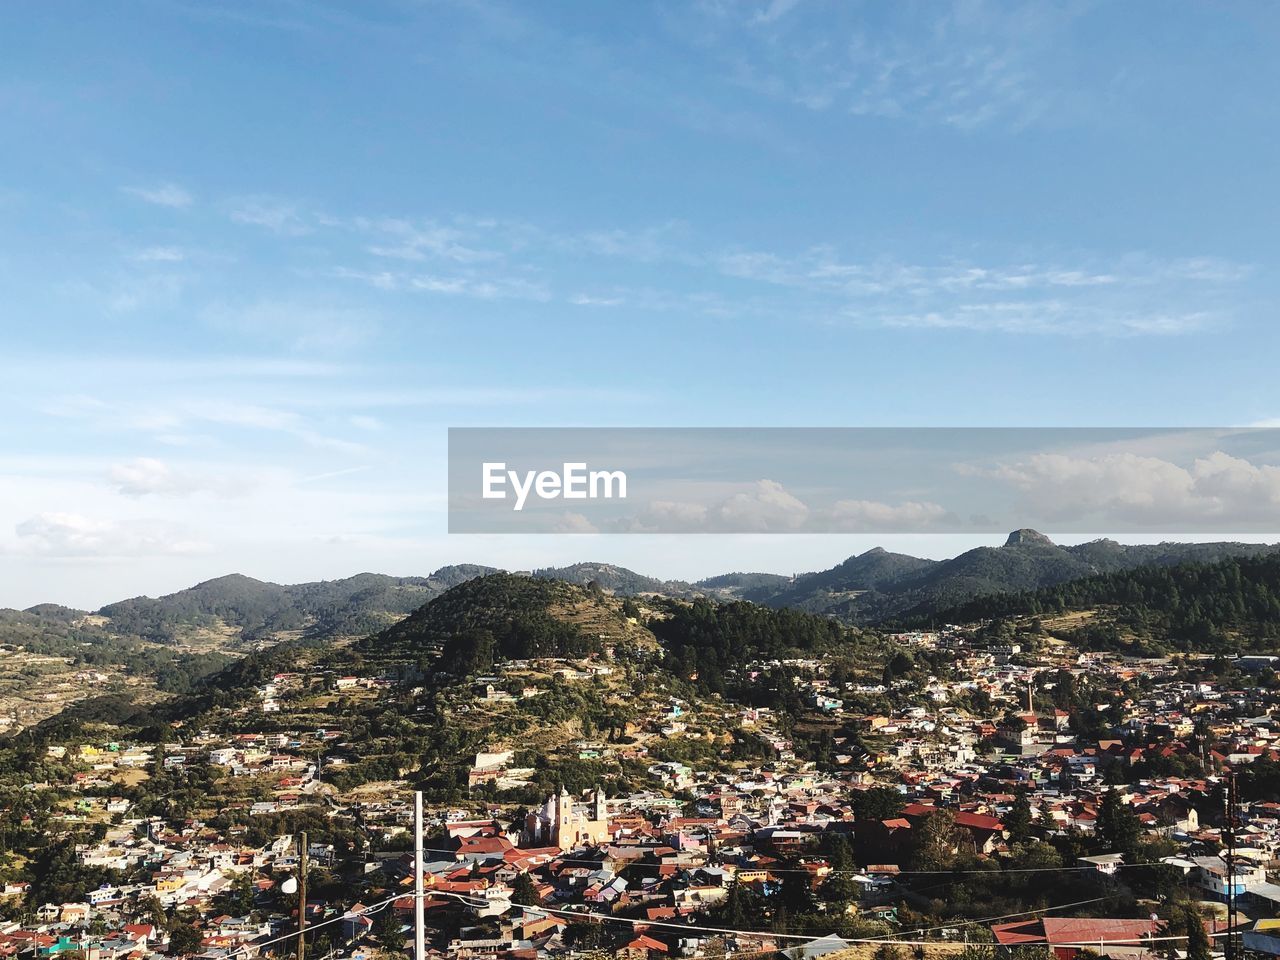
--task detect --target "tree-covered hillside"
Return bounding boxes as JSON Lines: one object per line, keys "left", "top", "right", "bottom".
{"left": 531, "top": 562, "right": 691, "bottom": 596}
{"left": 649, "top": 597, "right": 853, "bottom": 693}
{"left": 360, "top": 573, "right": 649, "bottom": 677}
{"left": 917, "top": 552, "right": 1280, "bottom": 653}
{"left": 98, "top": 566, "right": 497, "bottom": 642}
{"left": 740, "top": 530, "right": 1276, "bottom": 623}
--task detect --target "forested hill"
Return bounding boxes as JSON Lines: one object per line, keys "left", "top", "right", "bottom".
{"left": 737, "top": 531, "right": 1277, "bottom": 623}
{"left": 913, "top": 552, "right": 1280, "bottom": 654}
{"left": 531, "top": 562, "right": 693, "bottom": 596}
{"left": 358, "top": 573, "right": 657, "bottom": 677}
{"left": 98, "top": 566, "right": 497, "bottom": 643}
{"left": 648, "top": 597, "right": 875, "bottom": 694}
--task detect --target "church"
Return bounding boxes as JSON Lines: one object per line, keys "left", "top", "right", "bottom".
{"left": 525, "top": 786, "right": 611, "bottom": 850}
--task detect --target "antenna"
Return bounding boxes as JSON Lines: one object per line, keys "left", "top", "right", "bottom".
{"left": 1223, "top": 770, "right": 1239, "bottom": 960}
{"left": 414, "top": 791, "right": 426, "bottom": 960}
{"left": 296, "top": 831, "right": 308, "bottom": 960}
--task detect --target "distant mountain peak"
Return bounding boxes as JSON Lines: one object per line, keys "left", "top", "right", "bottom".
{"left": 1005, "top": 528, "right": 1054, "bottom": 547}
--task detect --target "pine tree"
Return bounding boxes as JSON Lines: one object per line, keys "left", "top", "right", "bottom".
{"left": 1005, "top": 791, "right": 1033, "bottom": 842}
{"left": 720, "top": 882, "right": 757, "bottom": 929}
{"left": 1183, "top": 905, "right": 1211, "bottom": 960}
{"left": 168, "top": 924, "right": 203, "bottom": 957}
{"left": 511, "top": 872, "right": 540, "bottom": 906}
{"left": 1097, "top": 788, "right": 1142, "bottom": 856}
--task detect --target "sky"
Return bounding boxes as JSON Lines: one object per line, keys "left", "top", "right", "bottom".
{"left": 3, "top": 0, "right": 1280, "bottom": 608}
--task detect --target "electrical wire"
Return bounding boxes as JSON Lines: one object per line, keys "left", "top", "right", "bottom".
{"left": 414, "top": 842, "right": 1189, "bottom": 877}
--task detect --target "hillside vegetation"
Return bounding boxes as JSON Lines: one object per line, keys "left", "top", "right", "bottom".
{"left": 360, "top": 573, "right": 656, "bottom": 676}
{"left": 917, "top": 552, "right": 1280, "bottom": 654}
{"left": 99, "top": 566, "right": 496, "bottom": 643}
{"left": 741, "top": 530, "right": 1276, "bottom": 622}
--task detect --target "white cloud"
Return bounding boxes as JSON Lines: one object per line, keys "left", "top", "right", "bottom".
{"left": 204, "top": 300, "right": 378, "bottom": 353}
{"left": 750, "top": 0, "right": 804, "bottom": 25}
{"left": 711, "top": 479, "right": 809, "bottom": 531}
{"left": 625, "top": 479, "right": 810, "bottom": 532}
{"left": 13, "top": 512, "right": 210, "bottom": 558}
{"left": 551, "top": 512, "right": 598, "bottom": 534}
{"left": 122, "top": 182, "right": 193, "bottom": 208}
{"left": 881, "top": 303, "right": 1216, "bottom": 337}
{"left": 109, "top": 458, "right": 189, "bottom": 497}
{"left": 982, "top": 450, "right": 1280, "bottom": 525}
{"left": 107, "top": 457, "right": 261, "bottom": 498}
{"left": 691, "top": 0, "right": 1080, "bottom": 131}
{"left": 132, "top": 246, "right": 187, "bottom": 262}
{"left": 360, "top": 218, "right": 495, "bottom": 264}
{"left": 827, "top": 498, "right": 950, "bottom": 531}
{"left": 228, "top": 197, "right": 312, "bottom": 234}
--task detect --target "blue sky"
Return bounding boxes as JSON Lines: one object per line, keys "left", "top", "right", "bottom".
{"left": 3, "top": 1, "right": 1280, "bottom": 607}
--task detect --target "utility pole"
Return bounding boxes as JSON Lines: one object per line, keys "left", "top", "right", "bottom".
{"left": 297, "top": 831, "right": 308, "bottom": 960}
{"left": 414, "top": 791, "right": 425, "bottom": 960}
{"left": 1223, "top": 772, "right": 1238, "bottom": 960}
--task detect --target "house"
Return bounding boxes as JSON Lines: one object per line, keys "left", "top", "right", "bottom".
{"left": 993, "top": 917, "right": 1164, "bottom": 960}
{"left": 1077, "top": 853, "right": 1124, "bottom": 875}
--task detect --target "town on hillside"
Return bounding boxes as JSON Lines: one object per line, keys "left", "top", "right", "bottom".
{"left": 4, "top": 574, "right": 1280, "bottom": 960}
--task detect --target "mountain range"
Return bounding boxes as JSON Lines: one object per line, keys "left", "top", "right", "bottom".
{"left": 732, "top": 530, "right": 1278, "bottom": 622}
{"left": 3, "top": 532, "right": 1276, "bottom": 648}
{"left": 534, "top": 531, "right": 1277, "bottom": 623}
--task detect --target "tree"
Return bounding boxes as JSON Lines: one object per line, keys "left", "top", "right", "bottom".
{"left": 1005, "top": 791, "right": 1033, "bottom": 843}
{"left": 777, "top": 871, "right": 817, "bottom": 916}
{"left": 511, "top": 872, "right": 540, "bottom": 906}
{"left": 374, "top": 904, "right": 403, "bottom": 952}
{"left": 911, "top": 809, "right": 962, "bottom": 872}
{"left": 1182, "top": 905, "right": 1211, "bottom": 960}
{"left": 851, "top": 786, "right": 906, "bottom": 822}
{"left": 218, "top": 873, "right": 255, "bottom": 916}
{"left": 138, "top": 895, "right": 168, "bottom": 931}
{"left": 1097, "top": 788, "right": 1142, "bottom": 857}
{"left": 819, "top": 833, "right": 861, "bottom": 903}
{"left": 168, "top": 924, "right": 203, "bottom": 957}
{"left": 719, "top": 882, "right": 761, "bottom": 929}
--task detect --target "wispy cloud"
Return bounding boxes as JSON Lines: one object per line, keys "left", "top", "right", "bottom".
{"left": 358, "top": 217, "right": 497, "bottom": 264}
{"left": 716, "top": 246, "right": 1247, "bottom": 337}
{"left": 107, "top": 457, "right": 262, "bottom": 498}
{"left": 681, "top": 0, "right": 1085, "bottom": 131}
{"left": 203, "top": 299, "right": 380, "bottom": 353}
{"left": 12, "top": 512, "right": 210, "bottom": 558}
{"left": 122, "top": 182, "right": 194, "bottom": 208}
{"left": 131, "top": 246, "right": 188, "bottom": 263}
{"left": 228, "top": 196, "right": 314, "bottom": 234}
{"left": 206, "top": 193, "right": 1252, "bottom": 337}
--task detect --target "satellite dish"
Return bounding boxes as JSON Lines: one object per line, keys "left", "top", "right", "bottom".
{"left": 281, "top": 877, "right": 298, "bottom": 895}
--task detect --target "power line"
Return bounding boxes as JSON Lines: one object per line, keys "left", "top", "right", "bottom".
{"left": 203, "top": 883, "right": 1232, "bottom": 958}
{"left": 414, "top": 842, "right": 1184, "bottom": 877}
{"left": 417, "top": 888, "right": 1162, "bottom": 948}
{"left": 216, "top": 894, "right": 401, "bottom": 960}
{"left": 864, "top": 895, "right": 1115, "bottom": 942}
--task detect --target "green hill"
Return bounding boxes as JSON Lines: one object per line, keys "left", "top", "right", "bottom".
{"left": 916, "top": 551, "right": 1280, "bottom": 654}
{"left": 531, "top": 562, "right": 691, "bottom": 596}
{"left": 98, "top": 565, "right": 498, "bottom": 643}
{"left": 739, "top": 530, "right": 1276, "bottom": 622}
{"left": 360, "top": 572, "right": 655, "bottom": 677}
